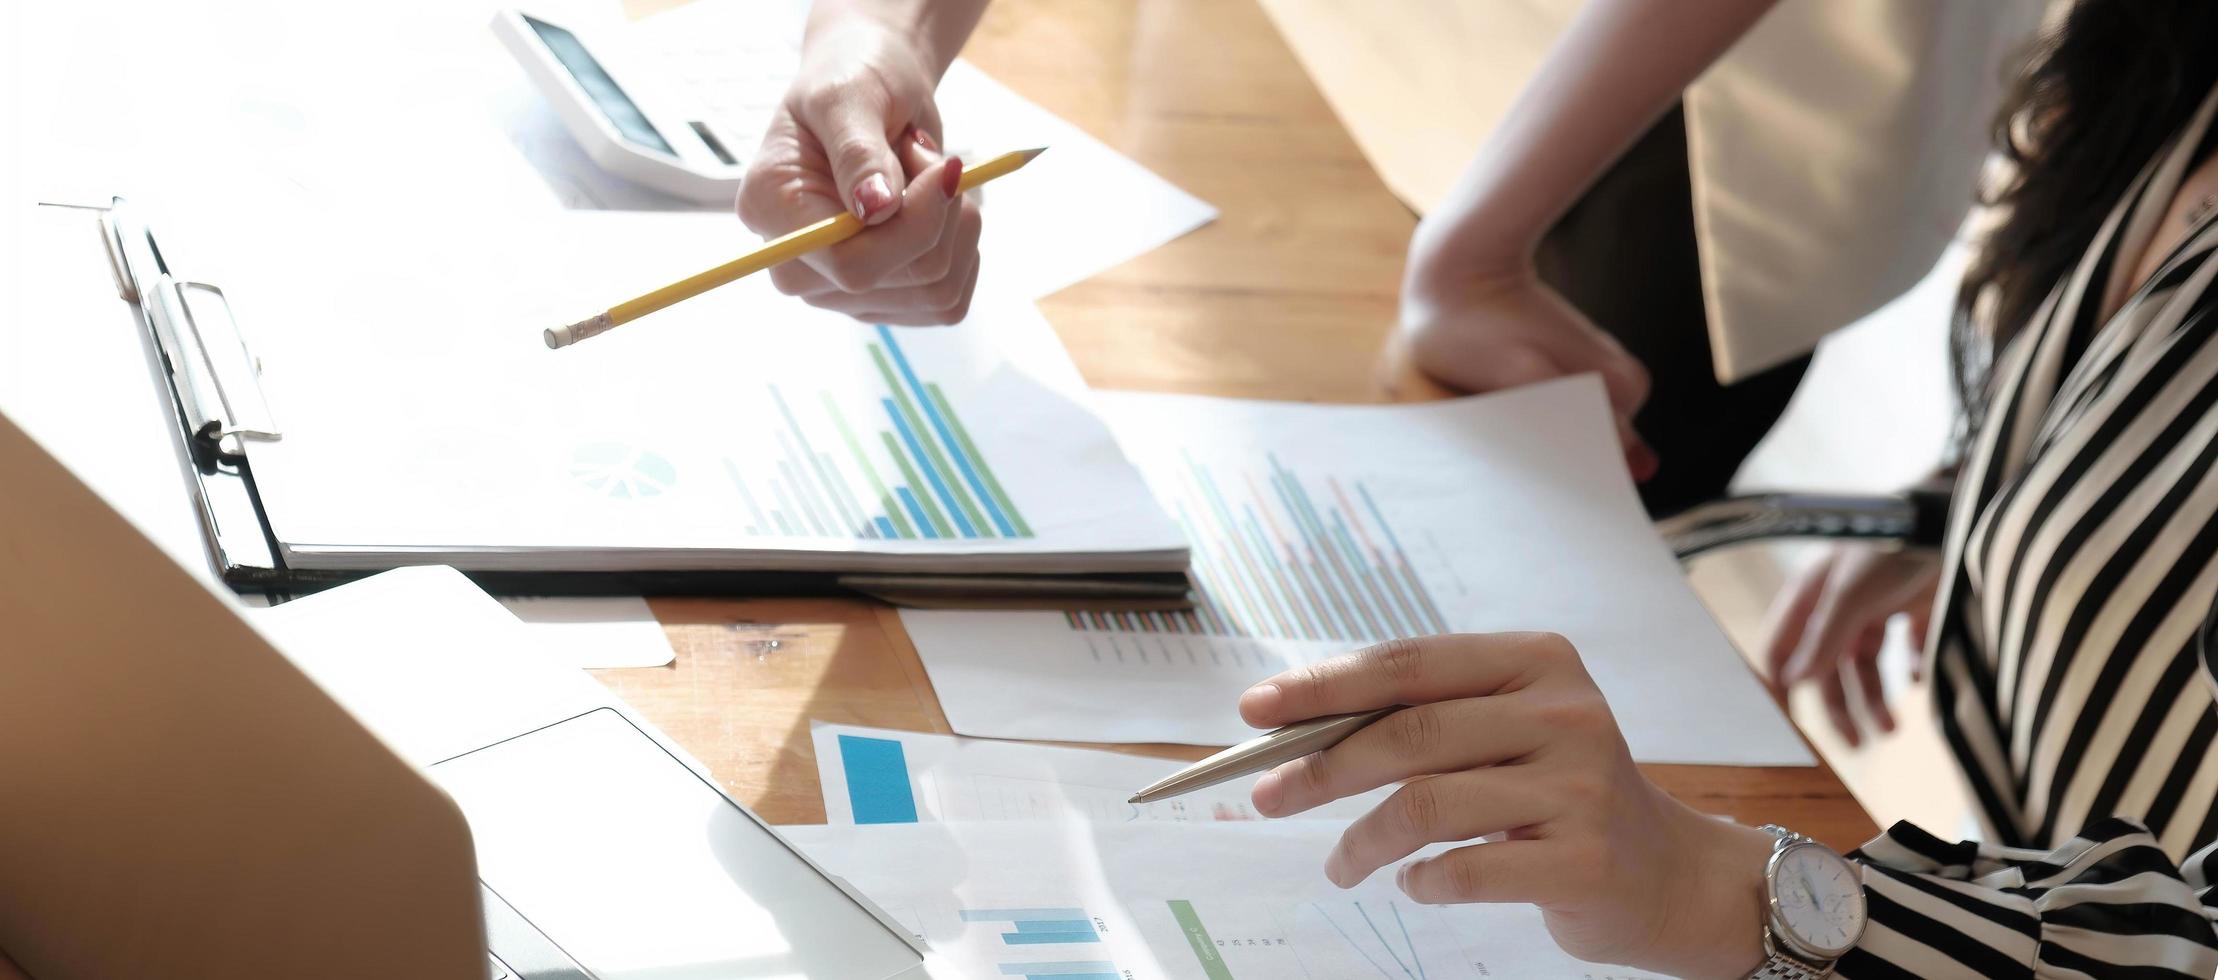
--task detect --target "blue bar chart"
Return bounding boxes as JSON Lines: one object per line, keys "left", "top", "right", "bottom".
{"left": 726, "top": 325, "right": 1034, "bottom": 541}
{"left": 1066, "top": 453, "right": 1448, "bottom": 643}
{"left": 961, "top": 907, "right": 1104, "bottom": 945}
{"left": 997, "top": 962, "right": 1121, "bottom": 980}
{"left": 835, "top": 734, "right": 919, "bottom": 825}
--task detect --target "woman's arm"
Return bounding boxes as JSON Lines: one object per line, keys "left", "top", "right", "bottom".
{"left": 736, "top": 0, "right": 993, "bottom": 325}
{"left": 805, "top": 0, "right": 987, "bottom": 81}
{"left": 1411, "top": 0, "right": 1780, "bottom": 277}
{"left": 1239, "top": 633, "right": 2218, "bottom": 978}
{"left": 1400, "top": 0, "right": 1780, "bottom": 472}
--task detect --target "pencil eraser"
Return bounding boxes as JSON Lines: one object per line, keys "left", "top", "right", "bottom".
{"left": 544, "top": 312, "right": 615, "bottom": 350}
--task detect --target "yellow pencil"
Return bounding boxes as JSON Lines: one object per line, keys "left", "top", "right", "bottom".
{"left": 544, "top": 147, "right": 1046, "bottom": 349}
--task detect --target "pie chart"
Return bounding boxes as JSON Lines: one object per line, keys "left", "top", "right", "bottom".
{"left": 571, "top": 443, "right": 677, "bottom": 499}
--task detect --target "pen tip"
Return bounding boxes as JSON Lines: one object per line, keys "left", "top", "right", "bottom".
{"left": 1126, "top": 795, "right": 1144, "bottom": 804}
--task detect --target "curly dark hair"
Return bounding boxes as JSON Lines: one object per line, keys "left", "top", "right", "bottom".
{"left": 1954, "top": 0, "right": 2218, "bottom": 423}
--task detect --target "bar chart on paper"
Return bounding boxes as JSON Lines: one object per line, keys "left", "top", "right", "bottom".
{"left": 1063, "top": 452, "right": 1450, "bottom": 644}
{"left": 899, "top": 382, "right": 1817, "bottom": 765}
{"left": 811, "top": 725, "right": 1396, "bottom": 826}
{"left": 724, "top": 325, "right": 1036, "bottom": 542}
{"left": 963, "top": 907, "right": 1122, "bottom": 980}
{"left": 778, "top": 820, "right": 1674, "bottom": 980}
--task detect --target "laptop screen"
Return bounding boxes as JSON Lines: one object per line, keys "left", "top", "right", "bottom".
{"left": 431, "top": 710, "right": 922, "bottom": 980}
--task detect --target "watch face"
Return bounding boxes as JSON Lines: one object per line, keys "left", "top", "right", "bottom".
{"left": 1769, "top": 843, "right": 1867, "bottom": 958}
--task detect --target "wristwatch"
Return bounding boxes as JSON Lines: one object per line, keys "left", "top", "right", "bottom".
{"left": 1746, "top": 824, "right": 1867, "bottom": 979}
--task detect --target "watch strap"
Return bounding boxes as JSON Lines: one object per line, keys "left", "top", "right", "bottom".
{"left": 1748, "top": 933, "right": 1832, "bottom": 979}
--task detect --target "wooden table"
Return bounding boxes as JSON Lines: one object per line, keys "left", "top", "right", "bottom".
{"left": 0, "top": 1, "right": 1866, "bottom": 976}
{"left": 600, "top": 0, "right": 1876, "bottom": 849}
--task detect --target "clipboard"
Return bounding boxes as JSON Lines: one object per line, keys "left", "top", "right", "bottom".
{"left": 67, "top": 198, "right": 1191, "bottom": 605}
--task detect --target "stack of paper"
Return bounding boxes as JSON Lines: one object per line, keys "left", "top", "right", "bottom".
{"left": 792, "top": 726, "right": 1666, "bottom": 978}
{"left": 167, "top": 203, "right": 1186, "bottom": 575}
{"left": 14, "top": 0, "right": 1211, "bottom": 582}
{"left": 781, "top": 814, "right": 1669, "bottom": 979}
{"left": 809, "top": 723, "right": 1394, "bottom": 825}
{"left": 900, "top": 377, "right": 1813, "bottom": 766}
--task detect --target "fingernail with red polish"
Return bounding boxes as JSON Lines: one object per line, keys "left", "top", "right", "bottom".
{"left": 853, "top": 173, "right": 895, "bottom": 221}
{"left": 940, "top": 156, "right": 964, "bottom": 198}
{"left": 1628, "top": 442, "right": 1660, "bottom": 482}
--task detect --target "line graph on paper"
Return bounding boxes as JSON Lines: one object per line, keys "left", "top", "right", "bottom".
{"left": 1165, "top": 898, "right": 1468, "bottom": 980}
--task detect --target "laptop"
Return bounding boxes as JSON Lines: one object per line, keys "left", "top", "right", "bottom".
{"left": 0, "top": 407, "right": 929, "bottom": 980}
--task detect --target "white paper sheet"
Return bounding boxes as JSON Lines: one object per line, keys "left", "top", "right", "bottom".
{"left": 18, "top": 0, "right": 1211, "bottom": 299}
{"left": 811, "top": 723, "right": 1390, "bottom": 825}
{"left": 498, "top": 596, "right": 678, "bottom": 669}
{"left": 155, "top": 200, "right": 1184, "bottom": 573}
{"left": 253, "top": 566, "right": 629, "bottom": 768}
{"left": 630, "top": 1, "right": 1220, "bottom": 301}
{"left": 900, "top": 377, "right": 1813, "bottom": 766}
{"left": 779, "top": 820, "right": 1669, "bottom": 980}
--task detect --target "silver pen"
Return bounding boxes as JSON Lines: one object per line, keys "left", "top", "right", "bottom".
{"left": 1127, "top": 707, "right": 1398, "bottom": 804}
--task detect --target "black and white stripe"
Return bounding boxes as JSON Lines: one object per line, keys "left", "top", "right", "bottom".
{"left": 1838, "top": 82, "right": 2218, "bottom": 977}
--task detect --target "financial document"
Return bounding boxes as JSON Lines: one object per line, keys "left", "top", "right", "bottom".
{"left": 780, "top": 820, "right": 1668, "bottom": 980}
{"left": 812, "top": 723, "right": 1391, "bottom": 825}
{"left": 902, "top": 378, "right": 1813, "bottom": 766}
{"left": 152, "top": 201, "right": 1184, "bottom": 574}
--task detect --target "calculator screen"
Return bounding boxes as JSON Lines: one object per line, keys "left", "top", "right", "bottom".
{"left": 523, "top": 14, "right": 676, "bottom": 156}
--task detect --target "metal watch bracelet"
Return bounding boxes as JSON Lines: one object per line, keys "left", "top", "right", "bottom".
{"left": 1746, "top": 825, "right": 1836, "bottom": 980}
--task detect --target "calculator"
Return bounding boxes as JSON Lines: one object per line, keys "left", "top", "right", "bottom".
{"left": 492, "top": 8, "right": 802, "bottom": 205}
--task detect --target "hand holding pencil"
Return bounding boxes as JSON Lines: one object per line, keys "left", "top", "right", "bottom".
{"left": 546, "top": 147, "right": 1041, "bottom": 349}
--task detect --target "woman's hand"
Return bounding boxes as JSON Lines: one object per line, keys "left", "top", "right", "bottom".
{"left": 1761, "top": 544, "right": 1942, "bottom": 746}
{"left": 1242, "top": 633, "right": 1774, "bottom": 978}
{"left": 736, "top": 12, "right": 983, "bottom": 325}
{"left": 1397, "top": 256, "right": 1657, "bottom": 481}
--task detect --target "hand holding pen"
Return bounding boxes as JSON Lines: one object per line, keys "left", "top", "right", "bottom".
{"left": 1137, "top": 633, "right": 1780, "bottom": 980}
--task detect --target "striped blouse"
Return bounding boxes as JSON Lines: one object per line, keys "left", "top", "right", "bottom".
{"left": 1836, "top": 84, "right": 2218, "bottom": 976}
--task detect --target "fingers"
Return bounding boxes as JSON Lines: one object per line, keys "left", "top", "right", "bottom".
{"left": 1853, "top": 623, "right": 1895, "bottom": 734}
{"left": 1252, "top": 698, "right": 1548, "bottom": 817}
{"left": 1818, "top": 660, "right": 1860, "bottom": 747}
{"left": 798, "top": 155, "right": 964, "bottom": 292}
{"left": 1322, "top": 770, "right": 1555, "bottom": 887}
{"left": 1239, "top": 632, "right": 1575, "bottom": 730}
{"left": 1779, "top": 564, "right": 1869, "bottom": 691}
{"left": 793, "top": 80, "right": 907, "bottom": 223}
{"left": 836, "top": 245, "right": 982, "bottom": 326}
{"left": 1761, "top": 557, "right": 1832, "bottom": 693}
{"left": 771, "top": 194, "right": 982, "bottom": 324}
{"left": 1443, "top": 343, "right": 1562, "bottom": 393}
{"left": 1395, "top": 840, "right": 1562, "bottom": 906}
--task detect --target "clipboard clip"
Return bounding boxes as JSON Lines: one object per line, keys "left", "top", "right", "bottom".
{"left": 56, "top": 197, "right": 283, "bottom": 466}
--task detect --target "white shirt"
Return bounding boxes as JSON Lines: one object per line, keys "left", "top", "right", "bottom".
{"left": 1686, "top": 0, "right": 2044, "bottom": 381}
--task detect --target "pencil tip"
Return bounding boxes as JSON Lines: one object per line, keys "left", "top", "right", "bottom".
{"left": 1018, "top": 146, "right": 1048, "bottom": 162}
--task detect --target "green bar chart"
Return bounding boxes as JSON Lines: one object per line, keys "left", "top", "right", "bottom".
{"left": 725, "top": 325, "right": 1034, "bottom": 541}
{"left": 1067, "top": 453, "right": 1448, "bottom": 643}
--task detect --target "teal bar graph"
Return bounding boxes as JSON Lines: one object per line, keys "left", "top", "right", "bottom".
{"left": 1069, "top": 454, "right": 1448, "bottom": 643}
{"left": 961, "top": 908, "right": 1102, "bottom": 946}
{"left": 999, "top": 962, "right": 1120, "bottom": 980}
{"left": 724, "top": 328, "right": 1033, "bottom": 541}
